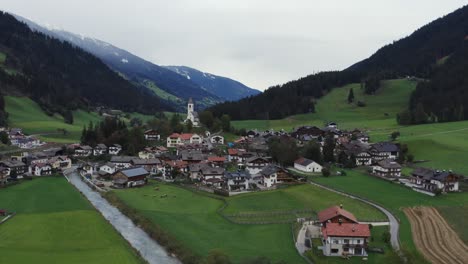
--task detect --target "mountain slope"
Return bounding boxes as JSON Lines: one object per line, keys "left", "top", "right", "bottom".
{"left": 0, "top": 12, "right": 168, "bottom": 121}
{"left": 164, "top": 66, "right": 260, "bottom": 101}
{"left": 209, "top": 4, "right": 468, "bottom": 121}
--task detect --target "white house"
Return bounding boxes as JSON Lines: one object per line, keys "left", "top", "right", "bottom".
{"left": 259, "top": 165, "right": 281, "bottom": 188}
{"left": 30, "top": 163, "right": 53, "bottom": 176}
{"left": 100, "top": 163, "right": 117, "bottom": 175}
{"left": 74, "top": 145, "right": 93, "bottom": 157}
{"left": 93, "top": 144, "right": 107, "bottom": 156}
{"left": 244, "top": 156, "right": 270, "bottom": 175}
{"left": 294, "top": 157, "right": 323, "bottom": 173}
{"left": 166, "top": 133, "right": 202, "bottom": 148}
{"left": 144, "top": 129, "right": 160, "bottom": 141}
{"left": 110, "top": 156, "right": 133, "bottom": 169}
{"left": 200, "top": 166, "right": 225, "bottom": 188}
{"left": 411, "top": 167, "right": 461, "bottom": 193}
{"left": 372, "top": 159, "right": 401, "bottom": 178}
{"left": 322, "top": 223, "right": 370, "bottom": 257}
{"left": 108, "top": 144, "right": 122, "bottom": 155}
{"left": 210, "top": 135, "right": 225, "bottom": 145}
{"left": 224, "top": 171, "right": 251, "bottom": 191}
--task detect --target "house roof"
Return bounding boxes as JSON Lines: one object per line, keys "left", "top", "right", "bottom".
{"left": 371, "top": 142, "right": 399, "bottom": 153}
{"left": 144, "top": 129, "right": 159, "bottom": 134}
{"left": 294, "top": 157, "right": 316, "bottom": 166}
{"left": 168, "top": 133, "right": 180, "bottom": 139}
{"left": 95, "top": 144, "right": 107, "bottom": 149}
{"left": 245, "top": 156, "right": 269, "bottom": 164}
{"left": 208, "top": 156, "right": 226, "bottom": 162}
{"left": 318, "top": 206, "right": 358, "bottom": 224}
{"left": 200, "top": 167, "right": 225, "bottom": 175}
{"left": 377, "top": 159, "right": 402, "bottom": 169}
{"left": 180, "top": 150, "right": 204, "bottom": 161}
{"left": 322, "top": 223, "right": 370, "bottom": 239}
{"left": 224, "top": 170, "right": 251, "bottom": 179}
{"left": 101, "top": 162, "right": 116, "bottom": 168}
{"left": 112, "top": 144, "right": 122, "bottom": 148}
{"left": 119, "top": 167, "right": 149, "bottom": 178}
{"left": 132, "top": 158, "right": 161, "bottom": 165}
{"left": 110, "top": 156, "right": 134, "bottom": 163}
{"left": 260, "top": 165, "right": 284, "bottom": 177}
{"left": 412, "top": 167, "right": 461, "bottom": 181}
{"left": 0, "top": 160, "right": 26, "bottom": 167}
{"left": 180, "top": 133, "right": 194, "bottom": 140}
{"left": 79, "top": 145, "right": 93, "bottom": 150}
{"left": 228, "top": 149, "right": 238, "bottom": 155}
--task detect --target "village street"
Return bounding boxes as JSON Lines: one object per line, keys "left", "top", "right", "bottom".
{"left": 64, "top": 168, "right": 180, "bottom": 264}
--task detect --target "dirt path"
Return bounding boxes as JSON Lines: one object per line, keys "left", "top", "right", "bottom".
{"left": 404, "top": 207, "right": 468, "bottom": 264}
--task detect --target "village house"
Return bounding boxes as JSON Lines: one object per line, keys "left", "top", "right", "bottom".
{"left": 244, "top": 156, "right": 270, "bottom": 175}
{"left": 188, "top": 163, "right": 209, "bottom": 180}
{"left": 131, "top": 158, "right": 162, "bottom": 175}
{"left": 318, "top": 206, "right": 370, "bottom": 257}
{"left": 110, "top": 156, "right": 134, "bottom": 169}
{"left": 209, "top": 135, "right": 225, "bottom": 145}
{"left": 338, "top": 141, "right": 372, "bottom": 166}
{"left": 207, "top": 156, "right": 226, "bottom": 167}
{"left": 166, "top": 133, "right": 203, "bottom": 148}
{"left": 369, "top": 142, "right": 399, "bottom": 161}
{"left": 294, "top": 157, "right": 323, "bottom": 173}
{"left": 224, "top": 171, "right": 251, "bottom": 191}
{"left": 30, "top": 163, "right": 53, "bottom": 176}
{"left": 112, "top": 167, "right": 149, "bottom": 188}
{"left": 259, "top": 165, "right": 294, "bottom": 187}
{"left": 144, "top": 129, "right": 161, "bottom": 141}
{"left": 0, "top": 166, "right": 8, "bottom": 185}
{"left": 164, "top": 160, "right": 189, "bottom": 179}
{"left": 93, "top": 144, "right": 108, "bottom": 156}
{"left": 49, "top": 156, "right": 72, "bottom": 171}
{"left": 79, "top": 163, "right": 95, "bottom": 177}
{"left": 108, "top": 144, "right": 122, "bottom": 155}
{"left": 74, "top": 145, "right": 93, "bottom": 157}
{"left": 410, "top": 167, "right": 461, "bottom": 193}
{"left": 200, "top": 166, "right": 225, "bottom": 188}
{"left": 99, "top": 162, "right": 117, "bottom": 175}
{"left": 372, "top": 159, "right": 402, "bottom": 178}
{"left": 0, "top": 160, "right": 27, "bottom": 177}
{"left": 138, "top": 146, "right": 168, "bottom": 159}
{"left": 180, "top": 150, "right": 205, "bottom": 164}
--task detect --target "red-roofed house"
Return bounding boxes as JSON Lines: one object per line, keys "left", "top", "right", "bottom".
{"left": 166, "top": 133, "right": 203, "bottom": 147}
{"left": 318, "top": 206, "right": 358, "bottom": 226}
{"left": 208, "top": 156, "right": 226, "bottom": 167}
{"left": 322, "top": 223, "right": 370, "bottom": 256}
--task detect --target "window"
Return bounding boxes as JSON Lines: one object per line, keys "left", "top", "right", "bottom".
{"left": 357, "top": 239, "right": 361, "bottom": 244}
{"left": 331, "top": 249, "right": 339, "bottom": 254}
{"left": 344, "top": 239, "right": 349, "bottom": 244}
{"left": 333, "top": 239, "right": 339, "bottom": 244}
{"left": 343, "top": 247, "right": 349, "bottom": 252}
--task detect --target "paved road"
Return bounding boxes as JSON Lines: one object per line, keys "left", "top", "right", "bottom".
{"left": 309, "top": 181, "right": 401, "bottom": 252}
{"left": 65, "top": 169, "right": 180, "bottom": 264}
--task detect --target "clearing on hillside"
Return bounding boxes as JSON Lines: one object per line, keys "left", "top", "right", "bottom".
{"left": 404, "top": 207, "right": 468, "bottom": 264}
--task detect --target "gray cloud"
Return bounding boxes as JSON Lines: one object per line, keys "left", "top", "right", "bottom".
{"left": 1, "top": 0, "right": 467, "bottom": 90}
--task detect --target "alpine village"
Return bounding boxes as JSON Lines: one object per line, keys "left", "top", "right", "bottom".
{"left": 0, "top": 3, "right": 468, "bottom": 264}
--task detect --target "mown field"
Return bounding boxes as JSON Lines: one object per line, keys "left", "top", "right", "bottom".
{"left": 5, "top": 96, "right": 101, "bottom": 143}
{"left": 312, "top": 170, "right": 468, "bottom": 264}
{"left": 232, "top": 79, "right": 416, "bottom": 131}
{"left": 114, "top": 182, "right": 387, "bottom": 263}
{"left": 0, "top": 177, "right": 142, "bottom": 264}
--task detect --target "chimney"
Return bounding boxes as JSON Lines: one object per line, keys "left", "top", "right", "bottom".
{"left": 339, "top": 218, "right": 342, "bottom": 225}
{"left": 352, "top": 225, "right": 355, "bottom": 232}
{"left": 340, "top": 204, "right": 343, "bottom": 209}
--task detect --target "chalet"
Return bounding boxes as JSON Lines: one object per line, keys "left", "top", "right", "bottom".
{"left": 79, "top": 163, "right": 95, "bottom": 177}
{"left": 370, "top": 142, "right": 399, "bottom": 161}
{"left": 166, "top": 133, "right": 203, "bottom": 148}
{"left": 0, "top": 160, "right": 27, "bottom": 177}
{"left": 176, "top": 144, "right": 206, "bottom": 155}
{"left": 200, "top": 166, "right": 225, "bottom": 188}
{"left": 112, "top": 167, "right": 149, "bottom": 188}
{"left": 167, "top": 133, "right": 182, "bottom": 147}
{"left": 131, "top": 158, "right": 162, "bottom": 175}
{"left": 411, "top": 168, "right": 461, "bottom": 193}
{"left": 180, "top": 150, "right": 205, "bottom": 163}
{"left": 30, "top": 163, "right": 53, "bottom": 176}
{"left": 318, "top": 206, "right": 358, "bottom": 226}
{"left": 164, "top": 160, "right": 189, "bottom": 179}
{"left": 110, "top": 156, "right": 134, "bottom": 169}
{"left": 372, "top": 159, "right": 401, "bottom": 178}
{"left": 207, "top": 156, "right": 226, "bottom": 167}
{"left": 338, "top": 141, "right": 372, "bottom": 166}
{"left": 108, "top": 144, "right": 122, "bottom": 155}
{"left": 291, "top": 126, "right": 324, "bottom": 140}
{"left": 224, "top": 171, "right": 251, "bottom": 191}
{"left": 294, "top": 157, "right": 323, "bottom": 173}
{"left": 138, "top": 146, "right": 168, "bottom": 159}
{"left": 74, "top": 145, "right": 93, "bottom": 157}
{"left": 49, "top": 156, "right": 72, "bottom": 171}
{"left": 352, "top": 130, "right": 370, "bottom": 144}
{"left": 322, "top": 223, "right": 370, "bottom": 257}
{"left": 99, "top": 163, "right": 117, "bottom": 175}
{"left": 93, "top": 144, "right": 107, "bottom": 156}
{"left": 259, "top": 165, "right": 279, "bottom": 188}
{"left": 188, "top": 163, "right": 209, "bottom": 180}
{"left": 244, "top": 156, "right": 270, "bottom": 175}
{"left": 209, "top": 135, "right": 225, "bottom": 145}
{"left": 144, "top": 129, "right": 161, "bottom": 141}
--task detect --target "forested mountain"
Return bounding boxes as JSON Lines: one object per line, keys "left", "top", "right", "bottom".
{"left": 164, "top": 66, "right": 260, "bottom": 101}
{"left": 0, "top": 12, "right": 169, "bottom": 124}
{"left": 209, "top": 5, "right": 468, "bottom": 121}
{"left": 14, "top": 15, "right": 259, "bottom": 108}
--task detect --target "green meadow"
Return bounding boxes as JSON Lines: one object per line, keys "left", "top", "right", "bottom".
{"left": 114, "top": 182, "right": 388, "bottom": 263}
{"left": 312, "top": 170, "right": 468, "bottom": 264}
{"left": 0, "top": 177, "right": 142, "bottom": 264}
{"left": 5, "top": 96, "right": 101, "bottom": 143}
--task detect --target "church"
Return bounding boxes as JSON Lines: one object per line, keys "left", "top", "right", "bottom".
{"left": 185, "top": 98, "right": 200, "bottom": 127}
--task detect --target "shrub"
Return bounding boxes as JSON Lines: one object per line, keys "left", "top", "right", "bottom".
{"left": 322, "top": 168, "right": 330, "bottom": 177}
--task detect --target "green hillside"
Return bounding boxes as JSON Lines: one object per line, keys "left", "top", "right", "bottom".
{"left": 0, "top": 177, "right": 142, "bottom": 264}
{"left": 232, "top": 79, "right": 416, "bottom": 131}
{"left": 5, "top": 96, "right": 101, "bottom": 143}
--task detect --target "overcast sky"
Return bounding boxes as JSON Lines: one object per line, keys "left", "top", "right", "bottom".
{"left": 1, "top": 0, "right": 467, "bottom": 90}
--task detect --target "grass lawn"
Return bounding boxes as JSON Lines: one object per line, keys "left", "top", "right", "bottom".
{"left": 114, "top": 182, "right": 306, "bottom": 263}
{"left": 114, "top": 182, "right": 388, "bottom": 263}
{"left": 0, "top": 52, "right": 5, "bottom": 64}
{"left": 5, "top": 96, "right": 101, "bottom": 143}
{"left": 224, "top": 184, "right": 386, "bottom": 222}
{"left": 0, "top": 177, "right": 142, "bottom": 264}
{"left": 312, "top": 170, "right": 468, "bottom": 263}
{"left": 232, "top": 79, "right": 416, "bottom": 132}
{"left": 305, "top": 226, "right": 400, "bottom": 264}
{"left": 436, "top": 205, "right": 468, "bottom": 244}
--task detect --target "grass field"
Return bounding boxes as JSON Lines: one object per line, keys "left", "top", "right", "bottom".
{"left": 232, "top": 79, "right": 416, "bottom": 132}
{"left": 5, "top": 96, "right": 102, "bottom": 143}
{"left": 0, "top": 52, "right": 5, "bottom": 64}
{"left": 312, "top": 170, "right": 468, "bottom": 263}
{"left": 0, "top": 177, "right": 141, "bottom": 264}
{"left": 114, "top": 182, "right": 387, "bottom": 263}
